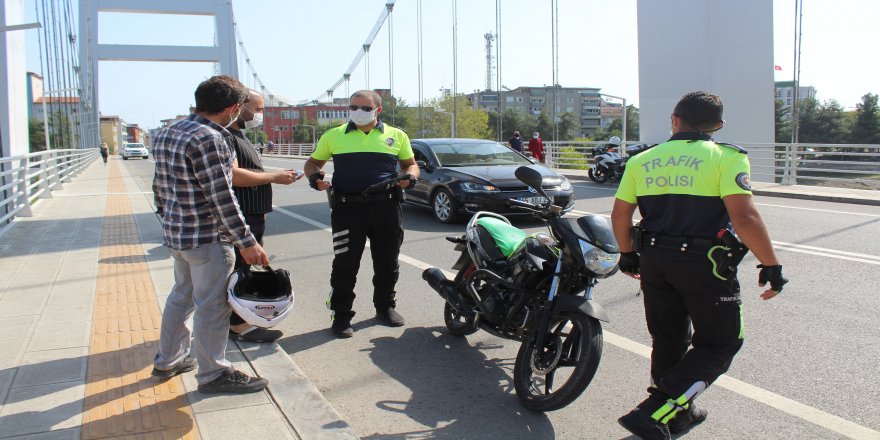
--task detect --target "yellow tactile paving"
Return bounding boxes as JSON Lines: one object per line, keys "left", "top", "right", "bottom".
{"left": 81, "top": 161, "right": 199, "bottom": 439}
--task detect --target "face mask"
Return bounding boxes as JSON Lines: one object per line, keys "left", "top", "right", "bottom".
{"left": 350, "top": 109, "right": 376, "bottom": 126}
{"left": 224, "top": 108, "right": 241, "bottom": 129}
{"left": 244, "top": 111, "right": 263, "bottom": 129}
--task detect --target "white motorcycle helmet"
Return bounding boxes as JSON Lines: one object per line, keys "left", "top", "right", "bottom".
{"left": 227, "top": 266, "right": 294, "bottom": 328}
{"left": 608, "top": 136, "right": 621, "bottom": 145}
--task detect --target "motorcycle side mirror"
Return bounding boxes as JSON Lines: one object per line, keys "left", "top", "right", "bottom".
{"left": 514, "top": 166, "right": 550, "bottom": 199}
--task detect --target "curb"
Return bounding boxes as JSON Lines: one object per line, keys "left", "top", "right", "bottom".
{"left": 559, "top": 171, "right": 880, "bottom": 207}
{"left": 234, "top": 340, "right": 360, "bottom": 440}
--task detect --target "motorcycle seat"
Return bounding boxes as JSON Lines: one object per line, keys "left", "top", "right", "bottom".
{"left": 475, "top": 217, "right": 529, "bottom": 258}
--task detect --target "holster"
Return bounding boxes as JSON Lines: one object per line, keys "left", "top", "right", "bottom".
{"left": 707, "top": 229, "right": 749, "bottom": 280}
{"left": 631, "top": 224, "right": 644, "bottom": 253}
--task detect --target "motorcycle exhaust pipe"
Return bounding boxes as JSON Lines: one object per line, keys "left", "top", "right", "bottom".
{"left": 422, "top": 268, "right": 467, "bottom": 309}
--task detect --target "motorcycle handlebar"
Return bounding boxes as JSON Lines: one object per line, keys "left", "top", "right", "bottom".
{"left": 361, "top": 173, "right": 412, "bottom": 195}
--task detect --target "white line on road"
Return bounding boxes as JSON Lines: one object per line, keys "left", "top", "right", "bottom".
{"left": 754, "top": 203, "right": 880, "bottom": 218}
{"left": 271, "top": 205, "right": 880, "bottom": 440}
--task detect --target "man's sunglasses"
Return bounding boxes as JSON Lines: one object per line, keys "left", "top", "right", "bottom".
{"left": 348, "top": 105, "right": 375, "bottom": 112}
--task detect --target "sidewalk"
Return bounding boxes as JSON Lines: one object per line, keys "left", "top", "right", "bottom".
{"left": 559, "top": 168, "right": 880, "bottom": 206}
{"left": 0, "top": 158, "right": 358, "bottom": 440}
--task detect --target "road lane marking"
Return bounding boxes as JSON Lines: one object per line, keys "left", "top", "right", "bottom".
{"left": 754, "top": 203, "right": 880, "bottom": 218}
{"left": 567, "top": 209, "right": 880, "bottom": 265}
{"left": 271, "top": 205, "right": 880, "bottom": 440}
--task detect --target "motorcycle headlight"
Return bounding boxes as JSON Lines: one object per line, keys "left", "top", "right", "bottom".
{"left": 460, "top": 182, "right": 499, "bottom": 192}
{"left": 578, "top": 239, "right": 619, "bottom": 276}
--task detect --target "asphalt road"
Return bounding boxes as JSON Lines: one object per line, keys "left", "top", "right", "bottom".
{"left": 124, "top": 156, "right": 880, "bottom": 439}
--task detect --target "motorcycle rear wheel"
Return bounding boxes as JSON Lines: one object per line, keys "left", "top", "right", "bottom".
{"left": 443, "top": 302, "right": 478, "bottom": 336}
{"left": 588, "top": 168, "right": 609, "bottom": 183}
{"left": 513, "top": 313, "right": 602, "bottom": 411}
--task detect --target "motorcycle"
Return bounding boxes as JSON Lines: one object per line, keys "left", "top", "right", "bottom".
{"left": 588, "top": 143, "right": 656, "bottom": 184}
{"left": 588, "top": 144, "right": 626, "bottom": 184}
{"left": 422, "top": 166, "right": 620, "bottom": 411}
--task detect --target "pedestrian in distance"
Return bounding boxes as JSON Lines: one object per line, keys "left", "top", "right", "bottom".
{"left": 151, "top": 75, "right": 271, "bottom": 395}
{"left": 227, "top": 88, "right": 302, "bottom": 343}
{"left": 99, "top": 142, "right": 109, "bottom": 164}
{"left": 509, "top": 130, "right": 523, "bottom": 153}
{"left": 528, "top": 131, "right": 545, "bottom": 162}
{"left": 304, "top": 89, "right": 419, "bottom": 338}
{"left": 611, "top": 91, "right": 788, "bottom": 439}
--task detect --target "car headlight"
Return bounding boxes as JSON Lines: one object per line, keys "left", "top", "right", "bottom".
{"left": 460, "top": 182, "right": 499, "bottom": 192}
{"left": 559, "top": 177, "right": 572, "bottom": 191}
{"left": 578, "top": 239, "right": 619, "bottom": 275}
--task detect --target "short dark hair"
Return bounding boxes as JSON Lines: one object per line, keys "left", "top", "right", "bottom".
{"left": 673, "top": 91, "right": 723, "bottom": 131}
{"left": 194, "top": 75, "right": 247, "bottom": 114}
{"left": 350, "top": 90, "right": 382, "bottom": 107}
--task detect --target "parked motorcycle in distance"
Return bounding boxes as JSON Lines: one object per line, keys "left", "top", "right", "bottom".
{"left": 422, "top": 165, "right": 620, "bottom": 411}
{"left": 588, "top": 141, "right": 654, "bottom": 184}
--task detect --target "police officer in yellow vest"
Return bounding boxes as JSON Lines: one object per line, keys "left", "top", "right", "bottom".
{"left": 611, "top": 91, "right": 788, "bottom": 439}
{"left": 304, "top": 90, "right": 419, "bottom": 338}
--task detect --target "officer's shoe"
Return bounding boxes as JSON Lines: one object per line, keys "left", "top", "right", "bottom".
{"left": 668, "top": 405, "right": 708, "bottom": 434}
{"left": 331, "top": 318, "right": 353, "bottom": 338}
{"left": 375, "top": 307, "right": 405, "bottom": 327}
{"left": 618, "top": 409, "right": 671, "bottom": 440}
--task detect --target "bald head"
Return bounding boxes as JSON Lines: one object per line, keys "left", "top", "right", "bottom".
{"left": 235, "top": 89, "right": 265, "bottom": 130}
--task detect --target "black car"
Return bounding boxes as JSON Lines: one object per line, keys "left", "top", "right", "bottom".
{"left": 405, "top": 138, "right": 575, "bottom": 223}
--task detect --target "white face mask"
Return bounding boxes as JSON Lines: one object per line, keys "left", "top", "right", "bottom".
{"left": 244, "top": 111, "right": 263, "bottom": 129}
{"left": 350, "top": 109, "right": 376, "bottom": 126}
{"left": 224, "top": 108, "right": 241, "bottom": 129}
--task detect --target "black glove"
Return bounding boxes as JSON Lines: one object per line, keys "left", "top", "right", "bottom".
{"left": 402, "top": 175, "right": 417, "bottom": 188}
{"left": 308, "top": 172, "right": 324, "bottom": 191}
{"left": 619, "top": 251, "right": 640, "bottom": 275}
{"left": 757, "top": 264, "right": 788, "bottom": 293}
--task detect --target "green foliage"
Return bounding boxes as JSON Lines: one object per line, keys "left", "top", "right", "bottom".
{"left": 535, "top": 113, "right": 553, "bottom": 140}
{"left": 29, "top": 119, "right": 46, "bottom": 152}
{"left": 556, "top": 146, "right": 590, "bottom": 170}
{"left": 246, "top": 129, "right": 268, "bottom": 145}
{"left": 796, "top": 98, "right": 852, "bottom": 143}
{"left": 775, "top": 98, "right": 791, "bottom": 143}
{"left": 557, "top": 112, "right": 579, "bottom": 141}
{"left": 850, "top": 93, "right": 880, "bottom": 144}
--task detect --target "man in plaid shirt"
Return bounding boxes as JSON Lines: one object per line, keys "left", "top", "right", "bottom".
{"left": 151, "top": 75, "right": 271, "bottom": 394}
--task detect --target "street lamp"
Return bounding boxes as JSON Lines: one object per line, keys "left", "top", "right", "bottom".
{"left": 600, "top": 93, "right": 627, "bottom": 145}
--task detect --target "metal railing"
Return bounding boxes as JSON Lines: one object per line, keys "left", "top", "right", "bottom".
{"left": 0, "top": 149, "right": 98, "bottom": 229}
{"left": 540, "top": 141, "right": 880, "bottom": 190}
{"left": 264, "top": 143, "right": 314, "bottom": 157}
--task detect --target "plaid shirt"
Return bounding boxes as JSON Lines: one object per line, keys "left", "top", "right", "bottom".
{"left": 153, "top": 114, "right": 255, "bottom": 250}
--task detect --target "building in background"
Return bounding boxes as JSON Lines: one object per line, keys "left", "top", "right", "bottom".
{"left": 100, "top": 116, "right": 127, "bottom": 153}
{"left": 126, "top": 124, "right": 146, "bottom": 144}
{"left": 775, "top": 81, "right": 816, "bottom": 111}
{"left": 466, "top": 85, "right": 606, "bottom": 137}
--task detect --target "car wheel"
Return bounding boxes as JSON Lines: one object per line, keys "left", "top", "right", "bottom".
{"left": 432, "top": 189, "right": 460, "bottom": 224}
{"left": 122, "top": 156, "right": 128, "bottom": 160}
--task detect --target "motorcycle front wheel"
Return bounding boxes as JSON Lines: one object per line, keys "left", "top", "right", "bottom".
{"left": 513, "top": 313, "right": 602, "bottom": 411}
{"left": 588, "top": 168, "right": 609, "bottom": 183}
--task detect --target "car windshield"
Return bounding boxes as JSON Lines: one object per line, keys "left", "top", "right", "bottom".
{"left": 430, "top": 142, "right": 531, "bottom": 167}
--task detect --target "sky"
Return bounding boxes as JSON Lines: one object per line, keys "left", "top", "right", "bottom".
{"left": 22, "top": 0, "right": 880, "bottom": 129}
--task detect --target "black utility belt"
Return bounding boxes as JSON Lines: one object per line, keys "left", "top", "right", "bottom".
{"left": 332, "top": 192, "right": 399, "bottom": 204}
{"left": 641, "top": 233, "right": 717, "bottom": 254}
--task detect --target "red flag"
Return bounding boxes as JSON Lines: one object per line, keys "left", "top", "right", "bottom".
{"left": 774, "top": 65, "right": 783, "bottom": 71}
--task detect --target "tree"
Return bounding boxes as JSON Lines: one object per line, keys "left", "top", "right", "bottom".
{"left": 850, "top": 93, "right": 880, "bottom": 144}
{"left": 535, "top": 113, "right": 553, "bottom": 140}
{"left": 795, "top": 98, "right": 820, "bottom": 143}
{"left": 422, "top": 94, "right": 492, "bottom": 139}
{"left": 774, "top": 98, "right": 791, "bottom": 143}
{"left": 246, "top": 128, "right": 268, "bottom": 145}
{"left": 557, "top": 112, "right": 579, "bottom": 141}
{"left": 29, "top": 119, "right": 46, "bottom": 152}
{"left": 815, "top": 100, "right": 849, "bottom": 143}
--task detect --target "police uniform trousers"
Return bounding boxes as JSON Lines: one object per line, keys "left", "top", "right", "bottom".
{"left": 328, "top": 197, "right": 403, "bottom": 321}
{"left": 636, "top": 244, "right": 744, "bottom": 421}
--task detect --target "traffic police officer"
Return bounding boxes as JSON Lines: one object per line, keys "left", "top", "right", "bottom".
{"left": 611, "top": 91, "right": 788, "bottom": 439}
{"left": 304, "top": 90, "right": 419, "bottom": 338}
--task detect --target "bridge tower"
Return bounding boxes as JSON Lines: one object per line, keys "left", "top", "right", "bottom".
{"left": 78, "top": 0, "right": 239, "bottom": 140}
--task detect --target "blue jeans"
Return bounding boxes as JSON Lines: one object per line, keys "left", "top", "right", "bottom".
{"left": 154, "top": 241, "right": 236, "bottom": 384}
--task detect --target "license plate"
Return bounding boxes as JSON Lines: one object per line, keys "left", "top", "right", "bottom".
{"left": 519, "top": 196, "right": 549, "bottom": 204}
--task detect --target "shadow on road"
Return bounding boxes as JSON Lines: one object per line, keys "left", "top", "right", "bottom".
{"left": 359, "top": 326, "right": 556, "bottom": 440}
